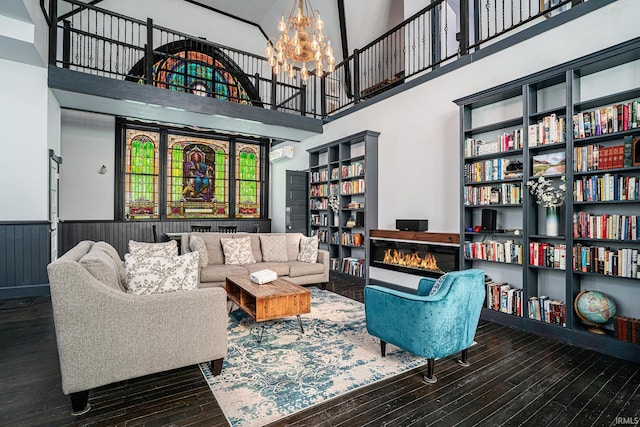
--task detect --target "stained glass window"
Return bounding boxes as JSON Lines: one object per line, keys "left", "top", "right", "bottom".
{"left": 125, "top": 130, "right": 160, "bottom": 219}
{"left": 236, "top": 142, "right": 260, "bottom": 218}
{"left": 166, "top": 135, "right": 229, "bottom": 218}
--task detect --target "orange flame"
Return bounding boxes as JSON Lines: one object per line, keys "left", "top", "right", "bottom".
{"left": 383, "top": 249, "right": 441, "bottom": 271}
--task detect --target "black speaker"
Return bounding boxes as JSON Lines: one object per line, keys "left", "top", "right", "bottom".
{"left": 481, "top": 209, "right": 497, "bottom": 231}
{"left": 396, "top": 219, "right": 429, "bottom": 231}
{"left": 355, "top": 211, "right": 365, "bottom": 227}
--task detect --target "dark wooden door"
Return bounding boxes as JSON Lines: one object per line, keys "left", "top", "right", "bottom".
{"left": 285, "top": 170, "right": 308, "bottom": 234}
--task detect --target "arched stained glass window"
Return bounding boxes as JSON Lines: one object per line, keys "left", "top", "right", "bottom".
{"left": 166, "top": 135, "right": 229, "bottom": 218}
{"left": 125, "top": 130, "right": 159, "bottom": 219}
{"left": 236, "top": 143, "right": 260, "bottom": 218}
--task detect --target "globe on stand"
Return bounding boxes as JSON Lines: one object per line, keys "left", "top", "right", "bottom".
{"left": 574, "top": 290, "right": 617, "bottom": 335}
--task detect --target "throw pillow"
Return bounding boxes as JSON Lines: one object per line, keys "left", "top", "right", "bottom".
{"left": 260, "top": 235, "right": 289, "bottom": 263}
{"left": 221, "top": 236, "right": 256, "bottom": 265}
{"left": 189, "top": 235, "right": 208, "bottom": 268}
{"left": 79, "top": 249, "right": 121, "bottom": 291}
{"left": 128, "top": 240, "right": 178, "bottom": 258}
{"left": 297, "top": 235, "right": 319, "bottom": 263}
{"left": 429, "top": 273, "right": 449, "bottom": 296}
{"left": 125, "top": 252, "right": 199, "bottom": 295}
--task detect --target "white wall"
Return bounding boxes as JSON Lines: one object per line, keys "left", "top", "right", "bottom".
{"left": 270, "top": 0, "right": 640, "bottom": 235}
{"left": 59, "top": 110, "right": 115, "bottom": 220}
{"left": 0, "top": 58, "right": 50, "bottom": 221}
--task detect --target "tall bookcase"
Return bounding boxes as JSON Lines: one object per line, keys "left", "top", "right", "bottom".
{"left": 307, "top": 130, "right": 379, "bottom": 285}
{"left": 456, "top": 38, "right": 640, "bottom": 363}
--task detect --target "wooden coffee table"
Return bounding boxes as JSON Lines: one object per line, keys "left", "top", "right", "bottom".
{"left": 225, "top": 276, "right": 311, "bottom": 341}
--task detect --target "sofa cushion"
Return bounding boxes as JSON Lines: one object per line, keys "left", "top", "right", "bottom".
{"left": 200, "top": 264, "right": 249, "bottom": 283}
{"left": 221, "top": 236, "right": 256, "bottom": 265}
{"left": 128, "top": 240, "right": 178, "bottom": 257}
{"left": 244, "top": 262, "right": 290, "bottom": 277}
{"left": 297, "top": 235, "right": 319, "bottom": 263}
{"left": 260, "top": 235, "right": 288, "bottom": 262}
{"left": 285, "top": 233, "right": 302, "bottom": 261}
{"left": 246, "top": 234, "right": 263, "bottom": 263}
{"left": 125, "top": 252, "right": 199, "bottom": 295}
{"left": 287, "top": 261, "right": 326, "bottom": 278}
{"left": 79, "top": 248, "right": 123, "bottom": 291}
{"left": 190, "top": 235, "right": 209, "bottom": 268}
{"left": 93, "top": 241, "right": 126, "bottom": 288}
{"left": 196, "top": 233, "right": 226, "bottom": 265}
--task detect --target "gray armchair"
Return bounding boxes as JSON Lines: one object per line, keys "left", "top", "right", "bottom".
{"left": 47, "top": 241, "right": 228, "bottom": 415}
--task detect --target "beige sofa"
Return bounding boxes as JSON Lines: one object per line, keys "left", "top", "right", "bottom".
{"left": 46, "top": 240, "right": 228, "bottom": 415}
{"left": 181, "top": 232, "right": 330, "bottom": 288}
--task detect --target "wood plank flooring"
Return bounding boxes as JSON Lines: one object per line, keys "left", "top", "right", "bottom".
{"left": 0, "top": 281, "right": 638, "bottom": 427}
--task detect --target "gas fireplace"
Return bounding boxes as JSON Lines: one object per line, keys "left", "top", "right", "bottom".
{"left": 370, "top": 238, "right": 459, "bottom": 278}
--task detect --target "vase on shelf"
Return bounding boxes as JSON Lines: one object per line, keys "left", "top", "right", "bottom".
{"left": 546, "top": 206, "right": 559, "bottom": 236}
{"left": 334, "top": 212, "right": 340, "bottom": 226}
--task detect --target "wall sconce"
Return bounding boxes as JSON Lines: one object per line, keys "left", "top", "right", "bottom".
{"left": 99, "top": 165, "right": 108, "bottom": 174}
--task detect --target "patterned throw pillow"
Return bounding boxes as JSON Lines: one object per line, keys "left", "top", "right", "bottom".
{"left": 429, "top": 272, "right": 449, "bottom": 296}
{"left": 297, "top": 235, "right": 319, "bottom": 263}
{"left": 189, "top": 235, "right": 208, "bottom": 268}
{"left": 221, "top": 236, "right": 256, "bottom": 265}
{"left": 128, "top": 240, "right": 178, "bottom": 258}
{"left": 260, "top": 235, "right": 289, "bottom": 262}
{"left": 125, "top": 252, "right": 199, "bottom": 295}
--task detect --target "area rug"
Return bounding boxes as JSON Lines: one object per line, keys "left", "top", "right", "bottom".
{"left": 199, "top": 287, "right": 429, "bottom": 427}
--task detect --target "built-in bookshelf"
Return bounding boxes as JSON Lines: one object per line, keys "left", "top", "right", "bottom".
{"left": 456, "top": 38, "right": 640, "bottom": 363}
{"left": 308, "top": 131, "right": 379, "bottom": 285}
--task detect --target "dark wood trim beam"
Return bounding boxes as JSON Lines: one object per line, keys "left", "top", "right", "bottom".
{"left": 337, "top": 0, "right": 352, "bottom": 98}
{"left": 370, "top": 230, "right": 460, "bottom": 244}
{"left": 183, "top": 0, "right": 269, "bottom": 40}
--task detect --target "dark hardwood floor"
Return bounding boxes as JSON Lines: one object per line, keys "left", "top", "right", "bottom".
{"left": 1, "top": 280, "right": 638, "bottom": 427}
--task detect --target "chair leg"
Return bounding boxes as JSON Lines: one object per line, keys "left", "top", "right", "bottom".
{"left": 380, "top": 339, "right": 387, "bottom": 357}
{"left": 211, "top": 358, "right": 224, "bottom": 376}
{"left": 423, "top": 358, "right": 437, "bottom": 384}
{"left": 457, "top": 348, "right": 470, "bottom": 367}
{"left": 70, "top": 390, "right": 91, "bottom": 416}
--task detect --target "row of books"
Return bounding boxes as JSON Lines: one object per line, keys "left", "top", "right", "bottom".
{"left": 310, "top": 169, "right": 329, "bottom": 183}
{"left": 309, "top": 199, "right": 328, "bottom": 210}
{"left": 464, "top": 129, "right": 525, "bottom": 158}
{"left": 340, "top": 179, "right": 365, "bottom": 195}
{"left": 614, "top": 315, "right": 639, "bottom": 344}
{"left": 335, "top": 162, "right": 365, "bottom": 179}
{"left": 529, "top": 242, "right": 566, "bottom": 269}
{"left": 330, "top": 257, "right": 365, "bottom": 278}
{"left": 310, "top": 184, "right": 329, "bottom": 197}
{"left": 310, "top": 213, "right": 329, "bottom": 226}
{"left": 573, "top": 101, "right": 640, "bottom": 139}
{"left": 463, "top": 183, "right": 522, "bottom": 205}
{"left": 573, "top": 136, "right": 636, "bottom": 172}
{"left": 528, "top": 296, "right": 567, "bottom": 327}
{"left": 528, "top": 114, "right": 566, "bottom": 146}
{"left": 572, "top": 244, "right": 639, "bottom": 279}
{"left": 464, "top": 158, "right": 523, "bottom": 183}
{"left": 485, "top": 282, "right": 523, "bottom": 316}
{"left": 573, "top": 174, "right": 639, "bottom": 202}
{"left": 341, "top": 232, "right": 364, "bottom": 247}
{"left": 572, "top": 212, "right": 640, "bottom": 241}
{"left": 330, "top": 231, "right": 340, "bottom": 244}
{"left": 463, "top": 240, "right": 523, "bottom": 264}
{"left": 314, "top": 229, "right": 328, "bottom": 243}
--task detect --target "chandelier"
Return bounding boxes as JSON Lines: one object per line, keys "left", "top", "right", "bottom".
{"left": 265, "top": 0, "right": 336, "bottom": 81}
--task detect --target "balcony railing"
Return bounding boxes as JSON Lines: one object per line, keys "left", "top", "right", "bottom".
{"left": 45, "top": 0, "right": 584, "bottom": 119}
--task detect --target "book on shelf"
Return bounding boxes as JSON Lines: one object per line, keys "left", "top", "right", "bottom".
{"left": 485, "top": 280, "right": 523, "bottom": 316}
{"left": 464, "top": 129, "right": 524, "bottom": 158}
{"left": 529, "top": 114, "right": 565, "bottom": 146}
{"left": 573, "top": 99, "right": 640, "bottom": 140}
{"left": 529, "top": 242, "right": 566, "bottom": 269}
{"left": 573, "top": 174, "right": 639, "bottom": 202}
{"left": 572, "top": 212, "right": 639, "bottom": 240}
{"left": 614, "top": 315, "right": 640, "bottom": 344}
{"left": 572, "top": 244, "right": 640, "bottom": 278}
{"left": 463, "top": 183, "right": 522, "bottom": 205}
{"left": 528, "top": 296, "right": 566, "bottom": 327}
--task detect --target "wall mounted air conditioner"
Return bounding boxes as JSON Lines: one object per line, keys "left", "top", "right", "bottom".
{"left": 269, "top": 146, "right": 294, "bottom": 162}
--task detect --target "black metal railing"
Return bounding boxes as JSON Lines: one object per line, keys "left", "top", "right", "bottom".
{"left": 49, "top": 0, "right": 321, "bottom": 118}
{"left": 326, "top": 0, "right": 581, "bottom": 115}
{"left": 48, "top": 0, "right": 583, "bottom": 119}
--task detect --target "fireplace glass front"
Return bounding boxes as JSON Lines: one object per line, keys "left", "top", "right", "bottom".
{"left": 370, "top": 239, "right": 459, "bottom": 278}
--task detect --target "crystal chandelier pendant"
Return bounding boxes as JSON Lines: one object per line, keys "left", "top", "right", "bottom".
{"left": 265, "top": 0, "right": 336, "bottom": 81}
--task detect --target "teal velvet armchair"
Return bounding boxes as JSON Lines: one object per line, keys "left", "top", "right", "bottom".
{"left": 365, "top": 269, "right": 485, "bottom": 383}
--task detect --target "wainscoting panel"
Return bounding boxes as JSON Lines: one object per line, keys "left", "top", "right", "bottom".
{"left": 0, "top": 222, "right": 50, "bottom": 298}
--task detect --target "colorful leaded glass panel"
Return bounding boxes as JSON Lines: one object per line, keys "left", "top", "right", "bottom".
{"left": 235, "top": 142, "right": 261, "bottom": 218}
{"left": 125, "top": 130, "right": 160, "bottom": 219}
{"left": 166, "top": 135, "right": 229, "bottom": 218}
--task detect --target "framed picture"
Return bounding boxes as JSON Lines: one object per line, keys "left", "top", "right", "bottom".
{"left": 633, "top": 137, "right": 640, "bottom": 166}
{"left": 540, "top": 0, "right": 569, "bottom": 18}
{"left": 533, "top": 152, "right": 566, "bottom": 176}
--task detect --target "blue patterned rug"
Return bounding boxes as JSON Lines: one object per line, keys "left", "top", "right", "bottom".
{"left": 199, "top": 287, "right": 429, "bottom": 427}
